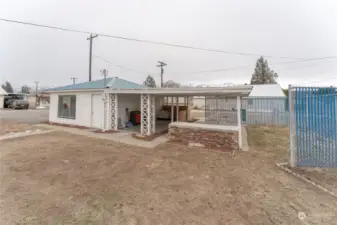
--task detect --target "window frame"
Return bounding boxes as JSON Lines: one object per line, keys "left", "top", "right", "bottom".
{"left": 57, "top": 95, "right": 76, "bottom": 119}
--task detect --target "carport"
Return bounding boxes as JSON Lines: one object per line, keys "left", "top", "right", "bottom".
{"left": 104, "top": 86, "right": 252, "bottom": 149}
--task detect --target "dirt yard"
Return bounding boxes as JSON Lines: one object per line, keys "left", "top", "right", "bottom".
{"left": 0, "top": 120, "right": 34, "bottom": 135}
{"left": 289, "top": 166, "right": 337, "bottom": 195}
{"left": 1, "top": 127, "right": 337, "bottom": 224}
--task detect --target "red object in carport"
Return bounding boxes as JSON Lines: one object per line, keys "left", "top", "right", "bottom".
{"left": 130, "top": 111, "right": 141, "bottom": 125}
{"left": 135, "top": 114, "right": 141, "bottom": 124}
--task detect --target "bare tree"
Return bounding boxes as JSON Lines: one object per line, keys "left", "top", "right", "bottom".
{"left": 163, "top": 80, "right": 181, "bottom": 88}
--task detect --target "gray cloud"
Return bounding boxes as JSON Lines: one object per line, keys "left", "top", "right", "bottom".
{"left": 1, "top": 0, "right": 337, "bottom": 90}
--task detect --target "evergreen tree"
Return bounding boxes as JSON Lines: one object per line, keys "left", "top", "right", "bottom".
{"left": 250, "top": 57, "right": 278, "bottom": 84}
{"left": 143, "top": 75, "right": 157, "bottom": 88}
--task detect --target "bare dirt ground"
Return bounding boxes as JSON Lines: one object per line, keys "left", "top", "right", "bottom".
{"left": 1, "top": 127, "right": 337, "bottom": 225}
{"left": 289, "top": 166, "right": 337, "bottom": 195}
{"left": 0, "top": 120, "right": 34, "bottom": 135}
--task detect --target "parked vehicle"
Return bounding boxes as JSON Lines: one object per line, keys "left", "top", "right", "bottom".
{"left": 8, "top": 99, "right": 29, "bottom": 109}
{"left": 4, "top": 94, "right": 29, "bottom": 109}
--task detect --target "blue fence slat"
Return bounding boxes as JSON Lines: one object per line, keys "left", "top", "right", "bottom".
{"left": 294, "top": 86, "right": 337, "bottom": 167}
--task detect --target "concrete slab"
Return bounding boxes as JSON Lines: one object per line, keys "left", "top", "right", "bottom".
{"left": 36, "top": 124, "right": 168, "bottom": 148}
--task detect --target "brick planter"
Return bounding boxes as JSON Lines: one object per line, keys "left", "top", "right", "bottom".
{"left": 168, "top": 123, "right": 238, "bottom": 151}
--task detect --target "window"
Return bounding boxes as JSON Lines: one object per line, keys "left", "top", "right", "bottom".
{"left": 58, "top": 95, "right": 76, "bottom": 119}
{"left": 248, "top": 98, "right": 253, "bottom": 105}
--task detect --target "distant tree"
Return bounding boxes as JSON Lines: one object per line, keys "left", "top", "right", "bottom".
{"left": 250, "top": 56, "right": 278, "bottom": 84}
{"left": 1, "top": 81, "right": 13, "bottom": 93}
{"left": 143, "top": 75, "right": 157, "bottom": 88}
{"left": 163, "top": 80, "right": 181, "bottom": 88}
{"left": 21, "top": 85, "right": 31, "bottom": 94}
{"left": 283, "top": 89, "right": 288, "bottom": 96}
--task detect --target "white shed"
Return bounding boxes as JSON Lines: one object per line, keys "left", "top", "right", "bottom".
{"left": 45, "top": 77, "right": 145, "bottom": 129}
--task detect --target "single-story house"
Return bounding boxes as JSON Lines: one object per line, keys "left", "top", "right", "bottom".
{"left": 0, "top": 87, "right": 8, "bottom": 108}
{"left": 45, "top": 77, "right": 253, "bottom": 150}
{"left": 45, "top": 77, "right": 151, "bottom": 129}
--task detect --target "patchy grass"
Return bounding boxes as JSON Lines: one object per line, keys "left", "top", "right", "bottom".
{"left": 1, "top": 128, "right": 337, "bottom": 224}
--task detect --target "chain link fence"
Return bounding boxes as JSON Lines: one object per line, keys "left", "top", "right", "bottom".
{"left": 205, "top": 96, "right": 289, "bottom": 126}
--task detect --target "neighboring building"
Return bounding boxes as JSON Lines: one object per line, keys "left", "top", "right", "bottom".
{"left": 195, "top": 84, "right": 285, "bottom": 109}
{"left": 204, "top": 84, "right": 288, "bottom": 125}
{"left": 0, "top": 87, "right": 8, "bottom": 108}
{"left": 242, "top": 84, "right": 286, "bottom": 113}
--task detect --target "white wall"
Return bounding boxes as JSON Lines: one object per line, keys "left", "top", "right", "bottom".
{"left": 118, "top": 94, "right": 140, "bottom": 126}
{"left": 49, "top": 91, "right": 103, "bottom": 127}
{"left": 117, "top": 94, "right": 165, "bottom": 126}
{"left": 0, "top": 95, "right": 4, "bottom": 108}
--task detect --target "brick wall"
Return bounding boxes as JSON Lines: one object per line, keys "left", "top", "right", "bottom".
{"left": 168, "top": 125, "right": 238, "bottom": 151}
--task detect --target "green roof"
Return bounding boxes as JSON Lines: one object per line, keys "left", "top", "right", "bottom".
{"left": 46, "top": 77, "right": 144, "bottom": 92}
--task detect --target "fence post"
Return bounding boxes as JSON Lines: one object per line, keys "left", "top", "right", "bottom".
{"left": 237, "top": 96, "right": 242, "bottom": 150}
{"left": 289, "top": 85, "right": 296, "bottom": 167}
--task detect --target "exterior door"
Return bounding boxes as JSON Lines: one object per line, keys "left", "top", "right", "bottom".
{"left": 91, "top": 94, "right": 104, "bottom": 129}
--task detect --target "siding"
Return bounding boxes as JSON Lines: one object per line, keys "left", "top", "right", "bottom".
{"left": 118, "top": 94, "right": 141, "bottom": 126}
{"left": 49, "top": 91, "right": 103, "bottom": 127}
{"left": 50, "top": 93, "right": 165, "bottom": 129}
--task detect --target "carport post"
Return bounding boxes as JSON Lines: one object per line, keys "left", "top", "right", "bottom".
{"left": 171, "top": 97, "right": 174, "bottom": 122}
{"left": 237, "top": 96, "right": 243, "bottom": 149}
{"left": 176, "top": 96, "right": 179, "bottom": 121}
{"left": 289, "top": 84, "right": 295, "bottom": 167}
{"left": 185, "top": 96, "right": 188, "bottom": 121}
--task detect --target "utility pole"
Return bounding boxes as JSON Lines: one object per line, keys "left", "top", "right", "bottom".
{"left": 34, "top": 81, "right": 39, "bottom": 108}
{"left": 157, "top": 61, "right": 167, "bottom": 88}
{"left": 70, "top": 77, "right": 78, "bottom": 84}
{"left": 100, "top": 69, "right": 108, "bottom": 87}
{"left": 87, "top": 34, "right": 98, "bottom": 81}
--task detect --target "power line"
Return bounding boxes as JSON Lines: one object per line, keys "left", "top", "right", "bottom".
{"left": 1, "top": 17, "right": 333, "bottom": 60}
{"left": 93, "top": 54, "right": 156, "bottom": 75}
{"left": 177, "top": 56, "right": 337, "bottom": 75}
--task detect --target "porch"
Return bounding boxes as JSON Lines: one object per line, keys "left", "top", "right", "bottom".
{"left": 104, "top": 86, "right": 252, "bottom": 150}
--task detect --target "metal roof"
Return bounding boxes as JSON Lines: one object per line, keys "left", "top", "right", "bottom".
{"left": 0, "top": 87, "right": 7, "bottom": 95}
{"left": 45, "top": 77, "right": 144, "bottom": 92}
{"left": 105, "top": 85, "right": 253, "bottom": 96}
{"left": 249, "top": 84, "right": 285, "bottom": 97}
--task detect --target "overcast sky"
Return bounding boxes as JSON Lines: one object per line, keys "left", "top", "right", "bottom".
{"left": 1, "top": 0, "right": 337, "bottom": 90}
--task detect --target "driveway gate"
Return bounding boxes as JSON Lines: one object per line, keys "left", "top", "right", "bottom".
{"left": 289, "top": 86, "right": 337, "bottom": 167}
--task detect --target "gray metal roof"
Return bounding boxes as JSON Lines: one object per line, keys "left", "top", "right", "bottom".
{"left": 0, "top": 87, "right": 7, "bottom": 95}
{"left": 45, "top": 77, "right": 145, "bottom": 92}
